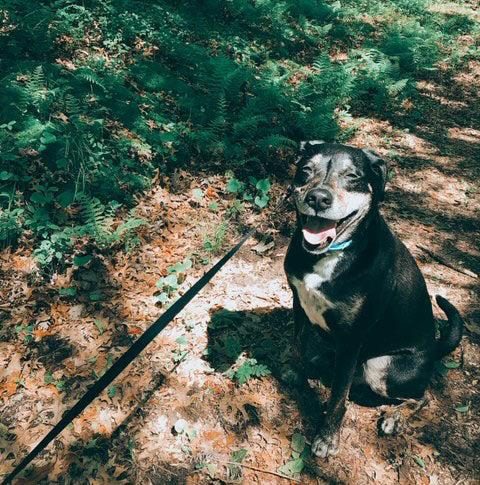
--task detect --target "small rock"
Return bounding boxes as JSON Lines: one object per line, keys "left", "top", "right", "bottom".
{"left": 68, "top": 304, "right": 85, "bottom": 319}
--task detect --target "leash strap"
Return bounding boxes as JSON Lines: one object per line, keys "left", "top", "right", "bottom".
{"left": 1, "top": 227, "right": 257, "bottom": 485}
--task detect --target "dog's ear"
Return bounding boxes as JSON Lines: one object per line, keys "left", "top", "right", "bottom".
{"left": 363, "top": 148, "right": 387, "bottom": 200}
{"left": 299, "top": 140, "right": 326, "bottom": 152}
{"left": 297, "top": 140, "right": 326, "bottom": 163}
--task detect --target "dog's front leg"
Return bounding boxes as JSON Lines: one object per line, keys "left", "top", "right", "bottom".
{"left": 312, "top": 342, "right": 360, "bottom": 458}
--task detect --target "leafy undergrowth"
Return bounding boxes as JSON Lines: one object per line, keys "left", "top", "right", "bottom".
{"left": 1, "top": 0, "right": 480, "bottom": 274}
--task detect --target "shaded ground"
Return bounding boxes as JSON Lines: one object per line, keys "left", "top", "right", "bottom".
{"left": 1, "top": 65, "right": 480, "bottom": 485}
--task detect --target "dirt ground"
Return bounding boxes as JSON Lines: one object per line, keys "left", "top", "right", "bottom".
{"left": 1, "top": 63, "right": 479, "bottom": 484}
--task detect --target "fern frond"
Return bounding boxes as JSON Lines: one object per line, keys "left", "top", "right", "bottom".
{"left": 257, "top": 135, "right": 296, "bottom": 153}
{"left": 76, "top": 193, "right": 112, "bottom": 245}
{"left": 77, "top": 68, "right": 106, "bottom": 91}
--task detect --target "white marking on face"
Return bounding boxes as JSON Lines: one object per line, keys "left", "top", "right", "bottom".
{"left": 334, "top": 191, "right": 371, "bottom": 217}
{"left": 289, "top": 253, "right": 342, "bottom": 331}
{"left": 363, "top": 355, "right": 392, "bottom": 397}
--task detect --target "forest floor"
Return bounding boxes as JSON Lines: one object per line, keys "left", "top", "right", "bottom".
{"left": 1, "top": 61, "right": 480, "bottom": 484}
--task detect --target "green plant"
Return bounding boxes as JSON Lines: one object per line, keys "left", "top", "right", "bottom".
{"left": 44, "top": 370, "right": 66, "bottom": 392}
{"left": 278, "top": 433, "right": 310, "bottom": 477}
{"left": 226, "top": 176, "right": 271, "bottom": 208}
{"left": 226, "top": 357, "right": 271, "bottom": 386}
{"left": 203, "top": 222, "right": 229, "bottom": 254}
{"left": 156, "top": 257, "right": 192, "bottom": 305}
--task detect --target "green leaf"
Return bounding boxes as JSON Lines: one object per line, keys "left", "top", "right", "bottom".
{"left": 455, "top": 405, "right": 469, "bottom": 413}
{"left": 94, "top": 318, "right": 105, "bottom": 335}
{"left": 206, "top": 463, "right": 218, "bottom": 478}
{"left": 160, "top": 274, "right": 178, "bottom": 288}
{"left": 291, "top": 433, "right": 306, "bottom": 453}
{"left": 73, "top": 254, "right": 93, "bottom": 266}
{"left": 44, "top": 371, "right": 54, "bottom": 385}
{"left": 59, "top": 287, "right": 76, "bottom": 296}
{"left": 242, "top": 192, "right": 254, "bottom": 201}
{"left": 176, "top": 335, "right": 188, "bottom": 346}
{"left": 254, "top": 194, "right": 269, "bottom": 208}
{"left": 0, "top": 171, "right": 12, "bottom": 180}
{"left": 89, "top": 291, "right": 102, "bottom": 301}
{"left": 226, "top": 178, "right": 244, "bottom": 193}
{"left": 252, "top": 363, "right": 271, "bottom": 377}
{"left": 434, "top": 361, "right": 448, "bottom": 376}
{"left": 57, "top": 190, "right": 75, "bottom": 208}
{"left": 412, "top": 455, "right": 425, "bottom": 468}
{"left": 108, "top": 385, "right": 116, "bottom": 398}
{"left": 156, "top": 292, "right": 169, "bottom": 303}
{"left": 55, "top": 380, "right": 65, "bottom": 391}
{"left": 86, "top": 438, "right": 98, "bottom": 449}
{"left": 168, "top": 258, "right": 192, "bottom": 273}
{"left": 444, "top": 361, "right": 460, "bottom": 369}
{"left": 40, "top": 132, "right": 57, "bottom": 144}
{"left": 256, "top": 178, "right": 271, "bottom": 193}
{"left": 231, "top": 448, "right": 248, "bottom": 463}
{"left": 192, "top": 188, "right": 204, "bottom": 200}
{"left": 278, "top": 458, "right": 305, "bottom": 476}
{"left": 30, "top": 192, "right": 47, "bottom": 204}
{"left": 208, "top": 201, "right": 218, "bottom": 210}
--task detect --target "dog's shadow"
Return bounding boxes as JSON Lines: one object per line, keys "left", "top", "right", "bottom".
{"left": 204, "top": 306, "right": 329, "bottom": 422}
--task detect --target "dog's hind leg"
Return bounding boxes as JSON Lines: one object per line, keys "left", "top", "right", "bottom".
{"left": 368, "top": 351, "right": 432, "bottom": 436}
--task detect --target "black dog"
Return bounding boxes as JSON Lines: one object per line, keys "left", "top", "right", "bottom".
{"left": 284, "top": 141, "right": 463, "bottom": 458}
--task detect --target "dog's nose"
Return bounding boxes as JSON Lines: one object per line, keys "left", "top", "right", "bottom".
{"left": 305, "top": 188, "right": 333, "bottom": 211}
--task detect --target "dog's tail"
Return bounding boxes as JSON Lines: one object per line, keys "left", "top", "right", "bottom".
{"left": 435, "top": 295, "right": 463, "bottom": 359}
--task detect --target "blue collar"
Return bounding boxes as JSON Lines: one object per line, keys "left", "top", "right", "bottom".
{"left": 328, "top": 240, "right": 352, "bottom": 251}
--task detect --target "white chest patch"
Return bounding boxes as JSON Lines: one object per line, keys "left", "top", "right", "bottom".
{"left": 290, "top": 253, "right": 342, "bottom": 331}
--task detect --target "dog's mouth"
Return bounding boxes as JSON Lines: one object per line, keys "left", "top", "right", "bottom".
{"left": 300, "top": 211, "right": 358, "bottom": 253}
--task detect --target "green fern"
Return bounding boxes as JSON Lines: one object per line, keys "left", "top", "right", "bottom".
{"left": 76, "top": 68, "right": 106, "bottom": 91}
{"left": 76, "top": 193, "right": 113, "bottom": 245}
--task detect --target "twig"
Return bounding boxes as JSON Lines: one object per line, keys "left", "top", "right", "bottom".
{"left": 218, "top": 460, "right": 301, "bottom": 483}
{"left": 416, "top": 244, "right": 478, "bottom": 279}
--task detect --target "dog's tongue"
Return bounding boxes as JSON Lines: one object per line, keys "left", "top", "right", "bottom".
{"left": 302, "top": 227, "right": 336, "bottom": 245}
{"left": 302, "top": 217, "right": 337, "bottom": 246}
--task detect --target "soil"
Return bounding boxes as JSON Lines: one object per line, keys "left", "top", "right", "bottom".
{"left": 0, "top": 64, "right": 479, "bottom": 484}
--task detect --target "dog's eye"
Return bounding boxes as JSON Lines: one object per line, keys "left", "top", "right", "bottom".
{"left": 346, "top": 172, "right": 361, "bottom": 180}
{"left": 300, "top": 166, "right": 313, "bottom": 176}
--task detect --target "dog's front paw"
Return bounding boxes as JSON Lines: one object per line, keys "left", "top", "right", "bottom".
{"left": 311, "top": 431, "right": 340, "bottom": 458}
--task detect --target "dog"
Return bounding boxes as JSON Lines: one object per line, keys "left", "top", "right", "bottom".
{"left": 284, "top": 141, "right": 463, "bottom": 458}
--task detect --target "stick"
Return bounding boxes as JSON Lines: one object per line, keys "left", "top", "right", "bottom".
{"left": 219, "top": 460, "right": 301, "bottom": 483}
{"left": 416, "top": 244, "right": 478, "bottom": 279}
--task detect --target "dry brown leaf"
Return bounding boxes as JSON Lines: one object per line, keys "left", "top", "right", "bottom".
{"left": 0, "top": 380, "right": 18, "bottom": 397}
{"left": 203, "top": 430, "right": 223, "bottom": 441}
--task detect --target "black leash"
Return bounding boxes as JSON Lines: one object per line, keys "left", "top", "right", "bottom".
{"left": 1, "top": 192, "right": 291, "bottom": 485}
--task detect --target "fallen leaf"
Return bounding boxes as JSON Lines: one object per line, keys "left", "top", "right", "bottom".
{"left": 251, "top": 240, "right": 274, "bottom": 254}
{"left": 465, "top": 320, "right": 480, "bottom": 335}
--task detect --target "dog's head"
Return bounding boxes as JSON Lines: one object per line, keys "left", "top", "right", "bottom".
{"left": 292, "top": 141, "right": 387, "bottom": 254}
